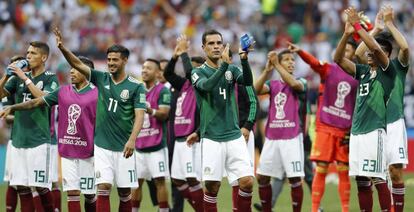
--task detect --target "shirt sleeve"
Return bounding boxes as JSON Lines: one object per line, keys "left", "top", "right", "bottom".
{"left": 354, "top": 64, "right": 367, "bottom": 80}
{"left": 158, "top": 87, "right": 171, "bottom": 107}
{"left": 89, "top": 69, "right": 105, "bottom": 85}
{"left": 44, "top": 75, "right": 59, "bottom": 93}
{"left": 4, "top": 76, "right": 17, "bottom": 95}
{"left": 243, "top": 85, "right": 258, "bottom": 131}
{"left": 392, "top": 58, "right": 409, "bottom": 73}
{"left": 298, "top": 50, "right": 329, "bottom": 79}
{"left": 134, "top": 84, "right": 147, "bottom": 110}
{"left": 233, "top": 66, "right": 244, "bottom": 84}
{"left": 42, "top": 87, "right": 60, "bottom": 107}
{"left": 297, "top": 78, "right": 308, "bottom": 94}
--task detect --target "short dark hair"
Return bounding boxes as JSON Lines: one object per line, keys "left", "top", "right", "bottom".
{"left": 9, "top": 55, "right": 26, "bottom": 64}
{"left": 191, "top": 56, "right": 205, "bottom": 64}
{"left": 159, "top": 59, "right": 168, "bottom": 64}
{"left": 145, "top": 58, "right": 161, "bottom": 70}
{"left": 346, "top": 38, "right": 357, "bottom": 50}
{"left": 107, "top": 44, "right": 130, "bottom": 59}
{"left": 374, "top": 31, "right": 394, "bottom": 42}
{"left": 376, "top": 38, "right": 393, "bottom": 56}
{"left": 78, "top": 56, "right": 94, "bottom": 69}
{"left": 202, "top": 30, "right": 223, "bottom": 45}
{"left": 29, "top": 41, "right": 49, "bottom": 57}
{"left": 278, "top": 49, "right": 293, "bottom": 61}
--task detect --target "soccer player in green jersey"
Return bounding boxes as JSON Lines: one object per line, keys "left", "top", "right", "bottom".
{"left": 0, "top": 42, "right": 59, "bottom": 211}
{"left": 191, "top": 30, "right": 254, "bottom": 211}
{"left": 354, "top": 5, "right": 410, "bottom": 211}
{"left": 53, "top": 28, "right": 147, "bottom": 212}
{"left": 334, "top": 7, "right": 396, "bottom": 211}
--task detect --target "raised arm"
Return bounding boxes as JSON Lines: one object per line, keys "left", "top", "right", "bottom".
{"left": 254, "top": 55, "right": 273, "bottom": 95}
{"left": 270, "top": 51, "right": 304, "bottom": 92}
{"left": 0, "top": 97, "right": 46, "bottom": 118}
{"left": 164, "top": 35, "right": 190, "bottom": 90}
{"left": 347, "top": 7, "right": 389, "bottom": 68}
{"left": 334, "top": 22, "right": 357, "bottom": 75}
{"left": 7, "top": 64, "right": 53, "bottom": 98}
{"left": 383, "top": 5, "right": 409, "bottom": 66}
{"left": 355, "top": 10, "right": 384, "bottom": 64}
{"left": 238, "top": 45, "right": 254, "bottom": 86}
{"left": 53, "top": 28, "right": 91, "bottom": 79}
{"left": 192, "top": 44, "right": 232, "bottom": 92}
{"left": 288, "top": 42, "right": 326, "bottom": 74}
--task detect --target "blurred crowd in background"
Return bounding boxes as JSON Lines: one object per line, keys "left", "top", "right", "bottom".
{"left": 1, "top": 0, "right": 414, "bottom": 135}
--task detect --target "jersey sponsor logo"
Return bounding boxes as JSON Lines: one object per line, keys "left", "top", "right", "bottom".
{"left": 225, "top": 70, "right": 233, "bottom": 82}
{"left": 275, "top": 92, "right": 287, "bottom": 119}
{"left": 67, "top": 104, "right": 82, "bottom": 135}
{"left": 191, "top": 73, "right": 199, "bottom": 83}
{"left": 120, "top": 89, "right": 129, "bottom": 102}
{"left": 334, "top": 81, "right": 351, "bottom": 108}
{"left": 35, "top": 81, "right": 44, "bottom": 90}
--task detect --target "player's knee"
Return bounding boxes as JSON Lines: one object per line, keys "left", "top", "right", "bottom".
{"left": 239, "top": 176, "right": 254, "bottom": 191}
{"left": 67, "top": 190, "right": 81, "bottom": 196}
{"left": 256, "top": 174, "right": 271, "bottom": 185}
{"left": 186, "top": 177, "right": 200, "bottom": 186}
{"left": 336, "top": 163, "right": 349, "bottom": 172}
{"left": 17, "top": 186, "right": 31, "bottom": 194}
{"left": 154, "top": 177, "right": 166, "bottom": 188}
{"left": 84, "top": 194, "right": 96, "bottom": 202}
{"left": 97, "top": 183, "right": 112, "bottom": 191}
{"left": 117, "top": 187, "right": 131, "bottom": 197}
{"left": 204, "top": 181, "right": 220, "bottom": 194}
{"left": 389, "top": 164, "right": 404, "bottom": 183}
{"left": 316, "top": 162, "right": 329, "bottom": 174}
{"left": 288, "top": 177, "right": 301, "bottom": 185}
{"left": 172, "top": 178, "right": 185, "bottom": 187}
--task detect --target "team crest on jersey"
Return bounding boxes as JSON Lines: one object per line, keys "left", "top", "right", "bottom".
{"left": 225, "top": 70, "right": 233, "bottom": 82}
{"left": 36, "top": 81, "right": 44, "bottom": 89}
{"left": 120, "top": 89, "right": 129, "bottom": 102}
{"left": 204, "top": 167, "right": 211, "bottom": 175}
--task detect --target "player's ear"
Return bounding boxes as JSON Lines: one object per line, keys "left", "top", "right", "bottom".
{"left": 41, "top": 54, "right": 48, "bottom": 63}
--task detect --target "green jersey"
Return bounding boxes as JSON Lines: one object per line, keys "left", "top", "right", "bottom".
{"left": 90, "top": 70, "right": 147, "bottom": 151}
{"left": 191, "top": 62, "right": 244, "bottom": 142}
{"left": 351, "top": 63, "right": 396, "bottom": 134}
{"left": 4, "top": 71, "right": 59, "bottom": 148}
{"left": 386, "top": 58, "right": 409, "bottom": 124}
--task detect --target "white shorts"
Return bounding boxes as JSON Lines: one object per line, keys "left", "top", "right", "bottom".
{"left": 226, "top": 131, "right": 255, "bottom": 185}
{"left": 256, "top": 133, "right": 305, "bottom": 179}
{"left": 201, "top": 136, "right": 254, "bottom": 182}
{"left": 349, "top": 129, "right": 387, "bottom": 179}
{"left": 61, "top": 157, "right": 96, "bottom": 194}
{"left": 135, "top": 147, "right": 170, "bottom": 180}
{"left": 50, "top": 144, "right": 59, "bottom": 182}
{"left": 94, "top": 145, "right": 138, "bottom": 188}
{"left": 9, "top": 143, "right": 54, "bottom": 189}
{"left": 171, "top": 141, "right": 201, "bottom": 180}
{"left": 386, "top": 119, "right": 408, "bottom": 165}
{"left": 3, "top": 140, "right": 13, "bottom": 182}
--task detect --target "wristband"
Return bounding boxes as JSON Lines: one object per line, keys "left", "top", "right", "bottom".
{"left": 151, "top": 109, "right": 157, "bottom": 116}
{"left": 353, "top": 23, "right": 363, "bottom": 31}
{"left": 25, "top": 78, "right": 32, "bottom": 86}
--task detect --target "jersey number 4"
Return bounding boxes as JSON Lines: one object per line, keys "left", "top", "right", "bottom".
{"left": 219, "top": 87, "right": 226, "bottom": 100}
{"left": 108, "top": 98, "right": 118, "bottom": 112}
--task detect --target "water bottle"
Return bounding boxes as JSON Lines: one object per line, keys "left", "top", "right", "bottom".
{"left": 6, "top": 59, "right": 29, "bottom": 76}
{"left": 240, "top": 34, "right": 254, "bottom": 52}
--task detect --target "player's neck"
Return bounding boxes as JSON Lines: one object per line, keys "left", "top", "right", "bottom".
{"left": 206, "top": 58, "right": 220, "bottom": 69}
{"left": 111, "top": 70, "right": 127, "bottom": 83}
{"left": 30, "top": 65, "right": 45, "bottom": 77}
{"left": 145, "top": 80, "right": 156, "bottom": 90}
{"left": 74, "top": 80, "right": 88, "bottom": 91}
